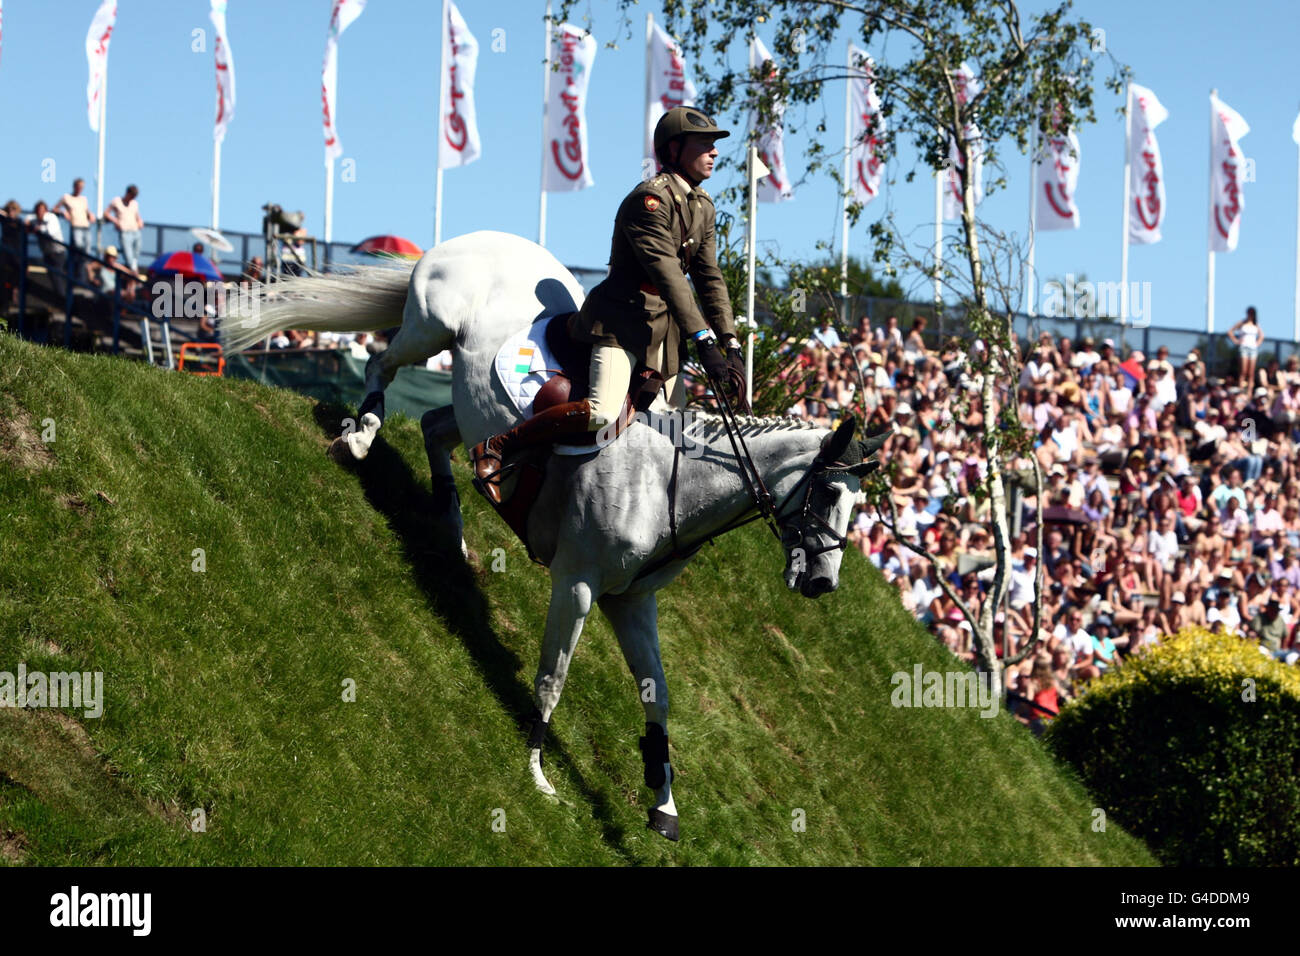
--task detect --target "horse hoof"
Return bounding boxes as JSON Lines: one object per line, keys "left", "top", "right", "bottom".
{"left": 647, "top": 808, "right": 679, "bottom": 842}
{"left": 529, "top": 749, "right": 556, "bottom": 797}
{"left": 343, "top": 432, "right": 371, "bottom": 461}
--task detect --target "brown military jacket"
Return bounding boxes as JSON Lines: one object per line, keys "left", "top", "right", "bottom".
{"left": 570, "top": 172, "right": 736, "bottom": 379}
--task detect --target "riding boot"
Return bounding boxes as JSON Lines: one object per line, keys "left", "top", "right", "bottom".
{"left": 470, "top": 399, "right": 592, "bottom": 504}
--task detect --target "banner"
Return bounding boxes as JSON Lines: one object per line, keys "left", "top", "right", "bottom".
{"left": 85, "top": 0, "right": 116, "bottom": 133}
{"left": 1209, "top": 92, "right": 1250, "bottom": 253}
{"left": 750, "top": 36, "right": 793, "bottom": 202}
{"left": 322, "top": 0, "right": 366, "bottom": 163}
{"left": 210, "top": 0, "right": 235, "bottom": 143}
{"left": 541, "top": 23, "right": 596, "bottom": 192}
{"left": 645, "top": 21, "right": 697, "bottom": 169}
{"left": 847, "top": 43, "right": 884, "bottom": 205}
{"left": 942, "top": 61, "right": 982, "bottom": 220}
{"left": 1035, "top": 108, "right": 1080, "bottom": 230}
{"left": 439, "top": 0, "right": 481, "bottom": 169}
{"left": 1128, "top": 83, "right": 1168, "bottom": 245}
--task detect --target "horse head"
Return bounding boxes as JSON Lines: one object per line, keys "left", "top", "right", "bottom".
{"left": 780, "top": 415, "right": 884, "bottom": 598}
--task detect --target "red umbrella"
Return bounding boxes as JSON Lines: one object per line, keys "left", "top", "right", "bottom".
{"left": 148, "top": 250, "right": 222, "bottom": 282}
{"left": 1118, "top": 357, "right": 1146, "bottom": 382}
{"left": 350, "top": 235, "right": 423, "bottom": 259}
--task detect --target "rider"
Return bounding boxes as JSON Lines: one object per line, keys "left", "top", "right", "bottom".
{"left": 470, "top": 106, "right": 745, "bottom": 503}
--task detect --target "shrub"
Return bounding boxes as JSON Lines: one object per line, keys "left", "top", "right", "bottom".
{"left": 1046, "top": 627, "right": 1300, "bottom": 866}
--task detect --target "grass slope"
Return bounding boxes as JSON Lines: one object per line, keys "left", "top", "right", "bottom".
{"left": 0, "top": 334, "right": 1154, "bottom": 866}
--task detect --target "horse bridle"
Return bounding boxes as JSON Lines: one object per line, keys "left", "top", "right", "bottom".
{"left": 640, "top": 385, "right": 848, "bottom": 583}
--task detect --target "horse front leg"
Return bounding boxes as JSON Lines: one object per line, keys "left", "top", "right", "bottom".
{"left": 598, "top": 590, "right": 679, "bottom": 842}
{"left": 528, "top": 575, "right": 595, "bottom": 797}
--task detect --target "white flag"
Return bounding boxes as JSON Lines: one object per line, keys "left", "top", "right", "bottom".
{"left": 1128, "top": 83, "right": 1168, "bottom": 245}
{"left": 210, "top": 0, "right": 235, "bottom": 144}
{"left": 322, "top": 0, "right": 366, "bottom": 164}
{"left": 542, "top": 23, "right": 596, "bottom": 192}
{"left": 750, "top": 36, "right": 793, "bottom": 203}
{"left": 645, "top": 21, "right": 698, "bottom": 170}
{"left": 85, "top": 0, "right": 116, "bottom": 133}
{"left": 439, "top": 0, "right": 480, "bottom": 169}
{"left": 1035, "top": 111, "right": 1081, "bottom": 230}
{"left": 943, "top": 61, "right": 983, "bottom": 221}
{"left": 847, "top": 44, "right": 884, "bottom": 205}
{"left": 1209, "top": 93, "right": 1250, "bottom": 253}
{"left": 1293, "top": 110, "right": 1300, "bottom": 146}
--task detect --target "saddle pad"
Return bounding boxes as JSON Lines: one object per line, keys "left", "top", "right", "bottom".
{"left": 492, "top": 315, "right": 597, "bottom": 458}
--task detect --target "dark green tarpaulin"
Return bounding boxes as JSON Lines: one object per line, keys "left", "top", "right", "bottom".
{"left": 224, "top": 350, "right": 452, "bottom": 420}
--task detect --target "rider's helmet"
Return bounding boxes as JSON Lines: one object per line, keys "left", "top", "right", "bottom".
{"left": 653, "top": 107, "right": 730, "bottom": 168}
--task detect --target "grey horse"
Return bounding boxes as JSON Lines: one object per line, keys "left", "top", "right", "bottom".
{"left": 225, "top": 231, "right": 882, "bottom": 839}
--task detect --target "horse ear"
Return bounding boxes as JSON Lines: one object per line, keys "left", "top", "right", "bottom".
{"left": 823, "top": 415, "right": 857, "bottom": 465}
{"left": 847, "top": 458, "right": 880, "bottom": 478}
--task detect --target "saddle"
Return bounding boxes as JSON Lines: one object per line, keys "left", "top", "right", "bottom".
{"left": 485, "top": 312, "right": 664, "bottom": 563}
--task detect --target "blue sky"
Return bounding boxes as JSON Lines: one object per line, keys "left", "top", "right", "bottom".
{"left": 2, "top": 0, "right": 1298, "bottom": 339}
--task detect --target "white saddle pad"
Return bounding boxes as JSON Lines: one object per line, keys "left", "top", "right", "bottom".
{"left": 492, "top": 315, "right": 596, "bottom": 457}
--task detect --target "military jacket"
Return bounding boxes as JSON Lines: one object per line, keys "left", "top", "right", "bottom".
{"left": 571, "top": 172, "right": 736, "bottom": 379}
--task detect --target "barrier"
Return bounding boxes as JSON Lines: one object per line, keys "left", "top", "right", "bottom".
{"left": 178, "top": 342, "right": 225, "bottom": 376}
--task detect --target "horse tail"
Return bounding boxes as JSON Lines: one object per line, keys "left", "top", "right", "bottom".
{"left": 221, "top": 264, "right": 415, "bottom": 354}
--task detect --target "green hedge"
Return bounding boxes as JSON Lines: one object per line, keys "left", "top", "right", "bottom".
{"left": 1046, "top": 627, "right": 1300, "bottom": 866}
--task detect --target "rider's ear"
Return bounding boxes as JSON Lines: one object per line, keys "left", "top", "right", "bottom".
{"left": 823, "top": 415, "right": 857, "bottom": 465}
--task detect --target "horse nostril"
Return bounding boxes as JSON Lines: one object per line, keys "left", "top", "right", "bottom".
{"left": 804, "top": 576, "right": 834, "bottom": 597}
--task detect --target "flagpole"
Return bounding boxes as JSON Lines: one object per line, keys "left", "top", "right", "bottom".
{"left": 434, "top": 0, "right": 448, "bottom": 247}
{"left": 1293, "top": 104, "right": 1300, "bottom": 344}
{"left": 1026, "top": 139, "right": 1037, "bottom": 317}
{"left": 538, "top": 2, "right": 552, "bottom": 247}
{"left": 95, "top": 70, "right": 107, "bottom": 252}
{"left": 324, "top": 157, "right": 334, "bottom": 244}
{"left": 1119, "top": 82, "right": 1132, "bottom": 326}
{"left": 212, "top": 138, "right": 222, "bottom": 230}
{"left": 644, "top": 12, "right": 654, "bottom": 169}
{"left": 746, "top": 144, "right": 758, "bottom": 409}
{"left": 1207, "top": 88, "right": 1216, "bottom": 335}
{"left": 933, "top": 170, "right": 942, "bottom": 314}
{"left": 839, "top": 42, "right": 852, "bottom": 328}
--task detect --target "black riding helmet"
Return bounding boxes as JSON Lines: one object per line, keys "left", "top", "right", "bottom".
{"left": 653, "top": 106, "right": 730, "bottom": 168}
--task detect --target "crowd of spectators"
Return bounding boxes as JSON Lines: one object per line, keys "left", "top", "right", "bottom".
{"left": 779, "top": 306, "right": 1300, "bottom": 727}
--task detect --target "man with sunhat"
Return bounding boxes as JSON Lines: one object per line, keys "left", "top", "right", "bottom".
{"left": 1246, "top": 597, "right": 1290, "bottom": 660}
{"left": 470, "top": 107, "right": 739, "bottom": 502}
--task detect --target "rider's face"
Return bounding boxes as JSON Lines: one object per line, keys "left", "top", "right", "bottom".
{"left": 674, "top": 135, "right": 720, "bottom": 184}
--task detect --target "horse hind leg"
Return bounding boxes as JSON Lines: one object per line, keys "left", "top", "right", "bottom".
{"left": 421, "top": 405, "right": 466, "bottom": 558}
{"left": 598, "top": 591, "right": 679, "bottom": 842}
{"left": 529, "top": 575, "right": 595, "bottom": 798}
{"left": 346, "top": 309, "right": 451, "bottom": 460}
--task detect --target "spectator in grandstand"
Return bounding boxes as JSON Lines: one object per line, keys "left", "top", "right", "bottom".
{"left": 104, "top": 184, "right": 143, "bottom": 272}
{"left": 1227, "top": 306, "right": 1262, "bottom": 388}
{"left": 812, "top": 311, "right": 841, "bottom": 349}
{"left": 241, "top": 255, "right": 265, "bottom": 285}
{"left": 26, "top": 200, "right": 67, "bottom": 295}
{"left": 53, "top": 179, "right": 95, "bottom": 271}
